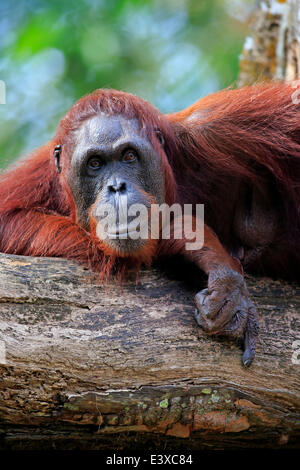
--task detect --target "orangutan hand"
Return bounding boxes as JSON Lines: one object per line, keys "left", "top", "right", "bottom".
{"left": 194, "top": 267, "right": 259, "bottom": 366}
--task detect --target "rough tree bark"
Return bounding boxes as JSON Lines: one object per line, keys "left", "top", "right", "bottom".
{"left": 1, "top": 0, "right": 300, "bottom": 452}
{"left": 0, "top": 253, "right": 299, "bottom": 450}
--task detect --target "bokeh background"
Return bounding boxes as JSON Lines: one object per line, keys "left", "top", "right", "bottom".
{"left": 0, "top": 0, "right": 255, "bottom": 168}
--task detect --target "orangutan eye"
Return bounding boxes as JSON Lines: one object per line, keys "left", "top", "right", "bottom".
{"left": 87, "top": 157, "right": 103, "bottom": 170}
{"left": 122, "top": 149, "right": 137, "bottom": 163}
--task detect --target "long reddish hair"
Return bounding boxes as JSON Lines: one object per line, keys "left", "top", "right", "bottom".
{"left": 167, "top": 83, "right": 300, "bottom": 244}
{"left": 1, "top": 84, "right": 300, "bottom": 279}
{"left": 0, "top": 89, "right": 179, "bottom": 279}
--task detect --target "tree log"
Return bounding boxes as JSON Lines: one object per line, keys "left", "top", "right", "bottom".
{"left": 0, "top": 253, "right": 299, "bottom": 450}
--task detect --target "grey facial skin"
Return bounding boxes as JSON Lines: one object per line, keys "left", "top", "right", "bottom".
{"left": 66, "top": 114, "right": 165, "bottom": 254}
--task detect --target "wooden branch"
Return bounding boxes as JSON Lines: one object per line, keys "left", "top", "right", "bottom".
{"left": 0, "top": 253, "right": 299, "bottom": 450}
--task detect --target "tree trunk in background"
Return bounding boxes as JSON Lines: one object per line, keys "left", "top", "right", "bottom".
{"left": 0, "top": 0, "right": 300, "bottom": 451}
{"left": 238, "top": 0, "right": 300, "bottom": 86}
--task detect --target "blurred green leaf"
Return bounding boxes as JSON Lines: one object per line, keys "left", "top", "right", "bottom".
{"left": 0, "top": 0, "right": 255, "bottom": 167}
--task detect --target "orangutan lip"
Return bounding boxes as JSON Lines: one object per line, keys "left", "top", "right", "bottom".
{"left": 107, "top": 226, "right": 139, "bottom": 238}
{"left": 107, "top": 223, "right": 148, "bottom": 239}
{"left": 108, "top": 225, "right": 133, "bottom": 235}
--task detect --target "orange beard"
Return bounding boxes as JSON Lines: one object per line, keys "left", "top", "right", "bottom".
{"left": 89, "top": 189, "right": 160, "bottom": 268}
{"left": 89, "top": 216, "right": 158, "bottom": 268}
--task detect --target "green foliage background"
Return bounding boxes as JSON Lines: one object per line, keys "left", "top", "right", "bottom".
{"left": 0, "top": 0, "right": 255, "bottom": 168}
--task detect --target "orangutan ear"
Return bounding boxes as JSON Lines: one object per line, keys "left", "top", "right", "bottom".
{"left": 53, "top": 144, "right": 62, "bottom": 173}
{"left": 155, "top": 129, "right": 165, "bottom": 147}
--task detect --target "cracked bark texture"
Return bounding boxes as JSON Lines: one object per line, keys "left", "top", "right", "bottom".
{"left": 0, "top": 253, "right": 299, "bottom": 450}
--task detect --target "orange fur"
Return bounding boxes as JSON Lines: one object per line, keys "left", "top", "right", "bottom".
{"left": 0, "top": 84, "right": 299, "bottom": 279}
